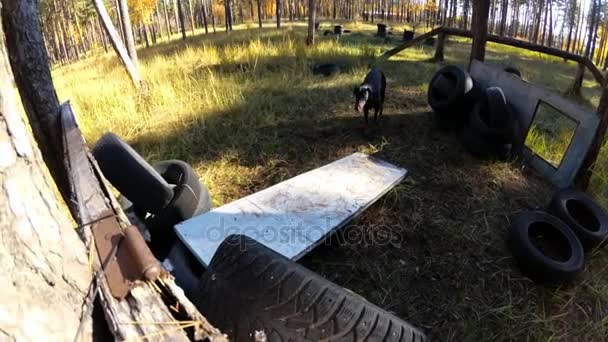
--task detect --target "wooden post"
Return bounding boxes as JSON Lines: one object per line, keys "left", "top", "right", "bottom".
{"left": 569, "top": 62, "right": 585, "bottom": 97}
{"left": 576, "top": 86, "right": 608, "bottom": 188}
{"left": 433, "top": 32, "right": 446, "bottom": 62}
{"left": 469, "top": 0, "right": 490, "bottom": 66}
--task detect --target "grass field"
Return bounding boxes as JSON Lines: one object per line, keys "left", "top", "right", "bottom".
{"left": 53, "top": 22, "right": 608, "bottom": 341}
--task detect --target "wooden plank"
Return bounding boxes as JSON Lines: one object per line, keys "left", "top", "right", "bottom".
{"left": 176, "top": 153, "right": 408, "bottom": 267}
{"left": 61, "top": 103, "right": 226, "bottom": 341}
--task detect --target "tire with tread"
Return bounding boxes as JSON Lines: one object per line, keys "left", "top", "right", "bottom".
{"left": 193, "top": 235, "right": 427, "bottom": 342}
{"left": 145, "top": 160, "right": 212, "bottom": 258}
{"left": 547, "top": 188, "right": 608, "bottom": 251}
{"left": 508, "top": 211, "right": 585, "bottom": 283}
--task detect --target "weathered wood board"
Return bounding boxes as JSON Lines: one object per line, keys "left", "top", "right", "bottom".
{"left": 176, "top": 153, "right": 408, "bottom": 267}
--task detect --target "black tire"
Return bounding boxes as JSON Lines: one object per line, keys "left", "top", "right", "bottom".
{"left": 92, "top": 132, "right": 174, "bottom": 214}
{"left": 459, "top": 124, "right": 511, "bottom": 160}
{"left": 193, "top": 235, "right": 428, "bottom": 342}
{"left": 145, "top": 160, "right": 212, "bottom": 258}
{"left": 428, "top": 65, "right": 477, "bottom": 114}
{"left": 469, "top": 89, "right": 513, "bottom": 144}
{"left": 403, "top": 30, "right": 414, "bottom": 42}
{"left": 504, "top": 66, "right": 522, "bottom": 77}
{"left": 312, "top": 63, "right": 341, "bottom": 76}
{"left": 508, "top": 211, "right": 585, "bottom": 283}
{"left": 547, "top": 189, "right": 608, "bottom": 251}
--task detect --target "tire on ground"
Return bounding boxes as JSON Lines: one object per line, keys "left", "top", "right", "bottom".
{"left": 508, "top": 211, "right": 585, "bottom": 283}
{"left": 312, "top": 63, "right": 341, "bottom": 76}
{"left": 547, "top": 188, "right": 608, "bottom": 251}
{"left": 193, "top": 235, "right": 428, "bottom": 342}
{"left": 92, "top": 132, "right": 174, "bottom": 214}
{"left": 146, "top": 160, "right": 212, "bottom": 258}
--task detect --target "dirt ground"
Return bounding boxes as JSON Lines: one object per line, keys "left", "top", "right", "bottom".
{"left": 60, "top": 25, "right": 608, "bottom": 340}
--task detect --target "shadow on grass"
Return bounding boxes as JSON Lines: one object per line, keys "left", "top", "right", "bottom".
{"left": 105, "top": 38, "right": 607, "bottom": 340}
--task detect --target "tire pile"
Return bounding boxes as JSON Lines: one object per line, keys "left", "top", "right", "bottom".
{"left": 92, "top": 132, "right": 213, "bottom": 259}
{"left": 427, "top": 64, "right": 523, "bottom": 160}
{"left": 509, "top": 189, "right": 608, "bottom": 284}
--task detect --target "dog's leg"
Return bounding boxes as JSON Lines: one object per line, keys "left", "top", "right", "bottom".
{"left": 364, "top": 108, "right": 369, "bottom": 125}
{"left": 373, "top": 107, "right": 379, "bottom": 122}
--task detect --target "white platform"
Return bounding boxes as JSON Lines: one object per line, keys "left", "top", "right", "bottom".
{"left": 175, "top": 153, "right": 408, "bottom": 267}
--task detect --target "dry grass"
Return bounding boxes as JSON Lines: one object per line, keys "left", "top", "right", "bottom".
{"left": 53, "top": 22, "right": 608, "bottom": 341}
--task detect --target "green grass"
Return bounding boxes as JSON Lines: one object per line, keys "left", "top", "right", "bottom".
{"left": 53, "top": 21, "right": 608, "bottom": 341}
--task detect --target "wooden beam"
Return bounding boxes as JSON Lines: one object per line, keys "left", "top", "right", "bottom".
{"left": 576, "top": 88, "right": 608, "bottom": 188}
{"left": 382, "top": 26, "right": 606, "bottom": 87}
{"left": 443, "top": 27, "right": 606, "bottom": 88}
{"left": 380, "top": 27, "right": 443, "bottom": 60}
{"left": 569, "top": 62, "right": 585, "bottom": 96}
{"left": 470, "top": 0, "right": 490, "bottom": 64}
{"left": 433, "top": 32, "right": 446, "bottom": 62}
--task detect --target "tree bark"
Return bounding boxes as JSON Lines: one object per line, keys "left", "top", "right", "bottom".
{"left": 92, "top": 0, "right": 141, "bottom": 87}
{"left": 177, "top": 0, "right": 187, "bottom": 39}
{"left": 276, "top": 0, "right": 281, "bottom": 28}
{"left": 188, "top": 0, "right": 196, "bottom": 34}
{"left": 470, "top": 0, "right": 490, "bottom": 64}
{"left": 1, "top": 0, "right": 72, "bottom": 205}
{"left": 577, "top": 85, "right": 608, "bottom": 188}
{"left": 0, "top": 6, "right": 91, "bottom": 340}
{"left": 257, "top": 0, "right": 263, "bottom": 27}
{"left": 306, "top": 0, "right": 316, "bottom": 45}
{"left": 118, "top": 0, "right": 138, "bottom": 67}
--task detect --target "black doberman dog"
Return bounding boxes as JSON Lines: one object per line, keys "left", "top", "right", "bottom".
{"left": 354, "top": 68, "right": 386, "bottom": 125}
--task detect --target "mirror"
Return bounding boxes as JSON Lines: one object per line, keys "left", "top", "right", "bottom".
{"left": 525, "top": 101, "right": 578, "bottom": 168}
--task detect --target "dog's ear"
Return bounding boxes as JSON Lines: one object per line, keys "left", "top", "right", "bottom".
{"left": 353, "top": 86, "right": 359, "bottom": 95}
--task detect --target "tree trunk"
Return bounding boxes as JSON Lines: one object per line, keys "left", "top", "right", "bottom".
{"left": 177, "top": 0, "right": 187, "bottom": 39}
{"left": 306, "top": 0, "right": 316, "bottom": 45}
{"left": 118, "top": 0, "right": 138, "bottom": 67}
{"left": 499, "top": 0, "right": 508, "bottom": 36}
{"left": 92, "top": 0, "right": 141, "bottom": 87}
{"left": 470, "top": 0, "right": 490, "bottom": 64}
{"left": 0, "top": 10, "right": 91, "bottom": 340}
{"left": 188, "top": 0, "right": 196, "bottom": 34}
{"left": 276, "top": 0, "right": 281, "bottom": 28}
{"left": 201, "top": 0, "right": 209, "bottom": 33}
{"left": 585, "top": 0, "right": 596, "bottom": 57}
{"left": 257, "top": 0, "right": 263, "bottom": 27}
{"left": 2, "top": 0, "right": 73, "bottom": 204}
{"left": 163, "top": 0, "right": 173, "bottom": 36}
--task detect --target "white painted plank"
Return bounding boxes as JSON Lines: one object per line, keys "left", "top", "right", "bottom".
{"left": 176, "top": 153, "right": 408, "bottom": 266}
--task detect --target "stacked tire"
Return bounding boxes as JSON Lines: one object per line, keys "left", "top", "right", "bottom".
{"left": 460, "top": 87, "right": 519, "bottom": 160}
{"left": 428, "top": 65, "right": 523, "bottom": 160}
{"left": 92, "top": 132, "right": 212, "bottom": 259}
{"left": 427, "top": 65, "right": 481, "bottom": 129}
{"left": 508, "top": 189, "right": 608, "bottom": 284}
